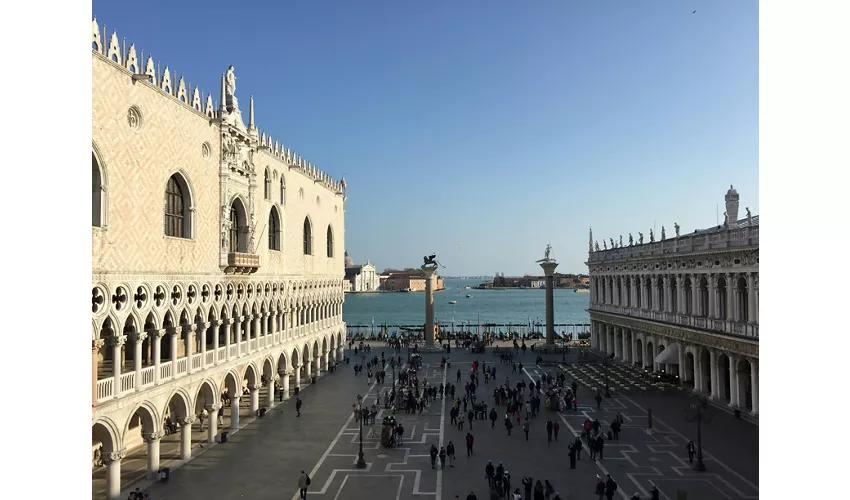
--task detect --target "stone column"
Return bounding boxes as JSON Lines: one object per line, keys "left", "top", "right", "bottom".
{"left": 230, "top": 396, "right": 241, "bottom": 429}
{"left": 169, "top": 329, "right": 178, "bottom": 365}
{"left": 143, "top": 431, "right": 164, "bottom": 479}
{"left": 234, "top": 319, "right": 242, "bottom": 357}
{"left": 728, "top": 354, "right": 739, "bottom": 407}
{"left": 224, "top": 319, "right": 232, "bottom": 360}
{"left": 338, "top": 345, "right": 344, "bottom": 363}
{"left": 200, "top": 322, "right": 210, "bottom": 368}
{"left": 630, "top": 333, "right": 637, "bottom": 366}
{"left": 249, "top": 386, "right": 259, "bottom": 415}
{"left": 694, "top": 352, "right": 703, "bottom": 392}
{"left": 322, "top": 351, "right": 329, "bottom": 371}
{"left": 613, "top": 328, "right": 621, "bottom": 359}
{"left": 675, "top": 275, "right": 683, "bottom": 314}
{"left": 112, "top": 335, "right": 126, "bottom": 396}
{"left": 266, "top": 376, "right": 275, "bottom": 407}
{"left": 134, "top": 332, "right": 146, "bottom": 391}
{"left": 708, "top": 275, "right": 717, "bottom": 319}
{"left": 709, "top": 350, "right": 719, "bottom": 399}
{"left": 186, "top": 325, "right": 196, "bottom": 373}
{"left": 725, "top": 274, "right": 734, "bottom": 321}
{"left": 180, "top": 416, "right": 195, "bottom": 460}
{"left": 153, "top": 329, "right": 164, "bottom": 384}
{"left": 212, "top": 321, "right": 220, "bottom": 363}
{"left": 93, "top": 339, "right": 104, "bottom": 403}
{"left": 538, "top": 259, "right": 559, "bottom": 345}
{"left": 750, "top": 361, "right": 759, "bottom": 415}
{"left": 102, "top": 449, "right": 126, "bottom": 500}
{"left": 677, "top": 344, "right": 686, "bottom": 381}
{"left": 206, "top": 405, "right": 218, "bottom": 443}
{"left": 422, "top": 265, "right": 438, "bottom": 347}
{"left": 295, "top": 367, "right": 302, "bottom": 388}
{"left": 281, "top": 371, "right": 291, "bottom": 400}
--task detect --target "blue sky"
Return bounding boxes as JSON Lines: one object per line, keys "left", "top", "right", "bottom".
{"left": 92, "top": 0, "right": 758, "bottom": 276}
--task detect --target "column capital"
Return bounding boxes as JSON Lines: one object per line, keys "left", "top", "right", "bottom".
{"left": 230, "top": 395, "right": 241, "bottom": 403}
{"left": 134, "top": 331, "right": 148, "bottom": 343}
{"left": 179, "top": 415, "right": 196, "bottom": 426}
{"left": 225, "top": 318, "right": 235, "bottom": 325}
{"left": 142, "top": 430, "right": 165, "bottom": 443}
{"left": 92, "top": 339, "right": 105, "bottom": 351}
{"left": 187, "top": 324, "right": 198, "bottom": 334}
{"left": 155, "top": 329, "right": 167, "bottom": 338}
{"left": 205, "top": 403, "right": 220, "bottom": 412}
{"left": 215, "top": 319, "right": 224, "bottom": 327}
{"left": 110, "top": 335, "right": 127, "bottom": 348}
{"left": 203, "top": 322, "right": 211, "bottom": 329}
{"left": 101, "top": 449, "right": 127, "bottom": 464}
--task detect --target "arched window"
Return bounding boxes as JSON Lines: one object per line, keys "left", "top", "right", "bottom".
{"left": 264, "top": 168, "right": 271, "bottom": 200}
{"left": 280, "top": 177, "right": 286, "bottom": 205}
{"left": 268, "top": 208, "right": 281, "bottom": 251}
{"left": 92, "top": 152, "right": 104, "bottom": 227}
{"left": 303, "top": 217, "right": 313, "bottom": 255}
{"left": 165, "top": 174, "right": 192, "bottom": 238}
{"left": 229, "top": 198, "right": 248, "bottom": 252}
{"left": 326, "top": 225, "right": 334, "bottom": 258}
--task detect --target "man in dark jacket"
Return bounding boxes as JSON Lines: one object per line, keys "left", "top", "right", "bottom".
{"left": 545, "top": 420, "right": 554, "bottom": 442}
{"left": 485, "top": 460, "right": 495, "bottom": 486}
{"left": 522, "top": 476, "right": 533, "bottom": 500}
{"left": 604, "top": 474, "right": 617, "bottom": 500}
{"left": 489, "top": 408, "right": 498, "bottom": 428}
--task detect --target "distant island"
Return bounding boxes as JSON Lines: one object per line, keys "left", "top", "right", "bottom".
{"left": 473, "top": 273, "right": 590, "bottom": 290}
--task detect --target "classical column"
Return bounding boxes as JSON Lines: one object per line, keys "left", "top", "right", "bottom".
{"left": 281, "top": 370, "right": 291, "bottom": 400}
{"left": 314, "top": 355, "right": 321, "bottom": 376}
{"left": 677, "top": 344, "right": 686, "bottom": 381}
{"left": 249, "top": 386, "right": 259, "bottom": 415}
{"left": 708, "top": 275, "right": 717, "bottom": 319}
{"left": 630, "top": 332, "right": 638, "bottom": 366}
{"left": 230, "top": 396, "right": 241, "bottom": 429}
{"left": 709, "top": 350, "right": 719, "bottom": 399}
{"left": 728, "top": 354, "right": 739, "bottom": 407}
{"left": 613, "top": 328, "right": 621, "bottom": 359}
{"left": 265, "top": 376, "right": 275, "bottom": 407}
{"left": 538, "top": 258, "right": 559, "bottom": 345}
{"left": 180, "top": 416, "right": 195, "bottom": 460}
{"left": 322, "top": 351, "right": 329, "bottom": 372}
{"left": 676, "top": 274, "right": 684, "bottom": 314}
{"left": 186, "top": 325, "right": 196, "bottom": 373}
{"left": 200, "top": 322, "right": 210, "bottom": 368}
{"left": 112, "top": 335, "right": 126, "bottom": 396}
{"left": 750, "top": 360, "right": 759, "bottom": 415}
{"left": 234, "top": 319, "right": 242, "bottom": 357}
{"left": 224, "top": 319, "right": 232, "bottom": 360}
{"left": 153, "top": 329, "right": 164, "bottom": 384}
{"left": 169, "top": 328, "right": 178, "bottom": 365}
{"left": 212, "top": 320, "right": 221, "bottom": 363}
{"left": 663, "top": 277, "right": 671, "bottom": 313}
{"left": 143, "top": 431, "right": 164, "bottom": 479}
{"left": 422, "top": 265, "right": 438, "bottom": 347}
{"left": 271, "top": 313, "right": 278, "bottom": 339}
{"left": 295, "top": 367, "right": 302, "bottom": 388}
{"left": 338, "top": 345, "right": 344, "bottom": 363}
{"left": 725, "top": 273, "right": 734, "bottom": 321}
{"left": 206, "top": 405, "right": 218, "bottom": 443}
{"left": 102, "top": 449, "right": 126, "bottom": 500}
{"left": 690, "top": 274, "right": 699, "bottom": 316}
{"left": 134, "top": 332, "right": 147, "bottom": 391}
{"left": 92, "top": 339, "right": 104, "bottom": 403}
{"left": 747, "top": 273, "right": 757, "bottom": 324}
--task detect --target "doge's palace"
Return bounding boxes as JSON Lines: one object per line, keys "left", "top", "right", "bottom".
{"left": 92, "top": 18, "right": 347, "bottom": 499}
{"left": 587, "top": 186, "right": 759, "bottom": 417}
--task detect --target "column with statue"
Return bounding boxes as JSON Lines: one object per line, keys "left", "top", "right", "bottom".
{"left": 421, "top": 254, "right": 440, "bottom": 350}
{"left": 536, "top": 244, "right": 559, "bottom": 346}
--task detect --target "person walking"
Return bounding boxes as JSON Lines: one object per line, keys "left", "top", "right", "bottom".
{"left": 604, "top": 474, "right": 618, "bottom": 500}
{"left": 466, "top": 432, "right": 475, "bottom": 456}
{"left": 523, "top": 421, "right": 530, "bottom": 441}
{"left": 686, "top": 441, "right": 696, "bottom": 464}
{"left": 430, "top": 444, "right": 438, "bottom": 469}
{"left": 567, "top": 443, "right": 577, "bottom": 469}
{"left": 574, "top": 437, "right": 583, "bottom": 460}
{"left": 553, "top": 421, "right": 560, "bottom": 442}
{"left": 447, "top": 441, "right": 456, "bottom": 467}
{"left": 439, "top": 446, "right": 447, "bottom": 469}
{"left": 594, "top": 476, "right": 605, "bottom": 500}
{"left": 296, "top": 397, "right": 303, "bottom": 417}
{"left": 522, "top": 477, "right": 533, "bottom": 500}
{"left": 545, "top": 420, "right": 553, "bottom": 442}
{"left": 649, "top": 485, "right": 660, "bottom": 500}
{"left": 595, "top": 391, "right": 603, "bottom": 410}
{"left": 298, "top": 470, "right": 310, "bottom": 499}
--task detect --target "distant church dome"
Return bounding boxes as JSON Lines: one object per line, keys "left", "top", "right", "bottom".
{"left": 344, "top": 251, "right": 354, "bottom": 267}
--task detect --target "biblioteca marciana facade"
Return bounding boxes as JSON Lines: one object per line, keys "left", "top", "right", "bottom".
{"left": 587, "top": 186, "right": 758, "bottom": 416}
{"left": 92, "top": 18, "right": 347, "bottom": 499}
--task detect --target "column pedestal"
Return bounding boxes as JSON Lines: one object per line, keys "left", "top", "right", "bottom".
{"left": 538, "top": 259, "right": 559, "bottom": 346}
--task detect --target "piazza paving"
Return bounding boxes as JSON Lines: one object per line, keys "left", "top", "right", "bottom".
{"left": 110, "top": 345, "right": 758, "bottom": 500}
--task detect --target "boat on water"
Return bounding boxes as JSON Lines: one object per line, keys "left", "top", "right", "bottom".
{"left": 448, "top": 300, "right": 457, "bottom": 304}
{"left": 574, "top": 288, "right": 589, "bottom": 293}
{"left": 466, "top": 294, "right": 473, "bottom": 298}
{"left": 465, "top": 286, "right": 471, "bottom": 289}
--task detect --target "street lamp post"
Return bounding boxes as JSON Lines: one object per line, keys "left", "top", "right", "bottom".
{"left": 684, "top": 395, "right": 713, "bottom": 471}
{"left": 355, "top": 394, "right": 367, "bottom": 468}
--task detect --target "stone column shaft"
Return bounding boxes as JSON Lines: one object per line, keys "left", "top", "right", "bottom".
{"left": 747, "top": 274, "right": 757, "bottom": 324}
{"left": 134, "top": 335, "right": 144, "bottom": 391}
{"left": 207, "top": 406, "right": 219, "bottom": 443}
{"left": 423, "top": 266, "right": 437, "bottom": 347}
{"left": 231, "top": 396, "right": 241, "bottom": 429}
{"left": 144, "top": 433, "right": 163, "bottom": 479}
{"left": 750, "top": 361, "right": 759, "bottom": 415}
{"left": 709, "top": 350, "right": 719, "bottom": 399}
{"left": 153, "top": 330, "right": 163, "bottom": 384}
{"left": 282, "top": 371, "right": 291, "bottom": 400}
{"left": 180, "top": 418, "right": 193, "bottom": 460}
{"left": 249, "top": 387, "right": 259, "bottom": 414}
{"left": 104, "top": 453, "right": 124, "bottom": 500}
{"left": 266, "top": 379, "right": 275, "bottom": 407}
{"left": 728, "top": 354, "right": 739, "bottom": 407}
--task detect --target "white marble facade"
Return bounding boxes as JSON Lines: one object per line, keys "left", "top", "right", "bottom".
{"left": 587, "top": 186, "right": 758, "bottom": 416}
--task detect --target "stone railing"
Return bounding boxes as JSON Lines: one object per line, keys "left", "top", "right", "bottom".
{"left": 590, "top": 303, "right": 759, "bottom": 338}
{"left": 94, "top": 318, "right": 344, "bottom": 402}
{"left": 589, "top": 225, "right": 758, "bottom": 263}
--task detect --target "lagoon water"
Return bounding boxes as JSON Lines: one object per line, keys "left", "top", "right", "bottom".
{"left": 342, "top": 278, "right": 590, "bottom": 327}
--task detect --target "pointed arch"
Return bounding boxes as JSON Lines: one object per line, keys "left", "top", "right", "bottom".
{"left": 164, "top": 171, "right": 195, "bottom": 239}
{"left": 264, "top": 167, "right": 272, "bottom": 200}
{"left": 230, "top": 196, "right": 248, "bottom": 253}
{"left": 303, "top": 216, "right": 313, "bottom": 255}
{"left": 92, "top": 144, "right": 108, "bottom": 227}
{"left": 326, "top": 224, "right": 335, "bottom": 258}
{"left": 279, "top": 175, "right": 286, "bottom": 205}
{"left": 268, "top": 206, "right": 281, "bottom": 251}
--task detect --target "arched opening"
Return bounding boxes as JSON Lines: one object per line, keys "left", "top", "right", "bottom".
{"left": 205, "top": 309, "right": 217, "bottom": 355}
{"left": 656, "top": 277, "right": 665, "bottom": 311}
{"left": 122, "top": 316, "right": 138, "bottom": 377}
{"left": 229, "top": 198, "right": 248, "bottom": 253}
{"left": 97, "top": 318, "right": 116, "bottom": 381}
{"left": 644, "top": 341, "right": 654, "bottom": 370}
{"left": 303, "top": 217, "right": 313, "bottom": 255}
{"left": 264, "top": 168, "right": 271, "bottom": 200}
{"left": 326, "top": 224, "right": 334, "bottom": 258}
{"left": 717, "top": 276, "right": 728, "bottom": 319}
{"left": 179, "top": 310, "right": 192, "bottom": 360}
{"left": 91, "top": 420, "right": 120, "bottom": 496}
{"left": 656, "top": 344, "right": 666, "bottom": 373}
{"left": 614, "top": 278, "right": 621, "bottom": 305}
{"left": 92, "top": 151, "right": 104, "bottom": 227}
{"left": 141, "top": 313, "right": 156, "bottom": 367}
{"left": 162, "top": 392, "right": 191, "bottom": 459}
{"left": 698, "top": 349, "right": 711, "bottom": 393}
{"left": 221, "top": 371, "right": 241, "bottom": 429}
{"left": 302, "top": 344, "right": 311, "bottom": 379}
{"left": 161, "top": 312, "right": 175, "bottom": 361}
{"left": 195, "top": 381, "right": 218, "bottom": 441}
{"left": 716, "top": 353, "right": 731, "bottom": 403}
{"left": 670, "top": 276, "right": 678, "bottom": 313}
{"left": 736, "top": 358, "right": 753, "bottom": 411}
{"left": 697, "top": 277, "right": 709, "bottom": 318}
{"left": 736, "top": 276, "right": 749, "bottom": 322}
{"left": 683, "top": 277, "right": 693, "bottom": 315}
{"left": 123, "top": 404, "right": 158, "bottom": 468}
{"left": 164, "top": 173, "right": 193, "bottom": 238}
{"left": 268, "top": 207, "right": 281, "bottom": 251}
{"left": 280, "top": 176, "right": 286, "bottom": 205}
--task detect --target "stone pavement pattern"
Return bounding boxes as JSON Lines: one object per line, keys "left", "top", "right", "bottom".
{"left": 120, "top": 346, "right": 758, "bottom": 500}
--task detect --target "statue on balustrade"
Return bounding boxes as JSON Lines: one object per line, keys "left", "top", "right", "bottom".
{"left": 639, "top": 232, "right": 644, "bottom": 244}
{"left": 628, "top": 233, "right": 633, "bottom": 246}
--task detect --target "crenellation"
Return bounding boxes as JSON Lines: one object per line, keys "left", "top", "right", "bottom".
{"left": 161, "top": 66, "right": 172, "bottom": 94}
{"left": 204, "top": 94, "right": 214, "bottom": 118}
{"left": 125, "top": 44, "right": 138, "bottom": 74}
{"left": 177, "top": 76, "right": 187, "bottom": 103}
{"left": 191, "top": 87, "right": 201, "bottom": 111}
{"left": 107, "top": 31, "right": 121, "bottom": 64}
{"left": 92, "top": 18, "right": 102, "bottom": 52}
{"left": 144, "top": 56, "right": 156, "bottom": 85}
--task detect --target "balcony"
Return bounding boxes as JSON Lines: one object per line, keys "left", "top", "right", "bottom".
{"left": 590, "top": 303, "right": 759, "bottom": 338}
{"left": 224, "top": 252, "right": 260, "bottom": 274}
{"left": 588, "top": 226, "right": 758, "bottom": 264}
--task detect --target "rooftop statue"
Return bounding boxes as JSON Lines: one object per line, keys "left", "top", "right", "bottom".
{"left": 603, "top": 240, "right": 607, "bottom": 250}
{"left": 628, "top": 233, "right": 633, "bottom": 246}
{"left": 674, "top": 223, "right": 680, "bottom": 237}
{"left": 661, "top": 226, "right": 666, "bottom": 241}
{"left": 619, "top": 235, "right": 623, "bottom": 247}
{"left": 594, "top": 241, "right": 600, "bottom": 252}
{"left": 609, "top": 238, "right": 615, "bottom": 249}
{"left": 544, "top": 243, "right": 552, "bottom": 261}
{"left": 650, "top": 229, "right": 655, "bottom": 243}
{"left": 639, "top": 232, "right": 644, "bottom": 244}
